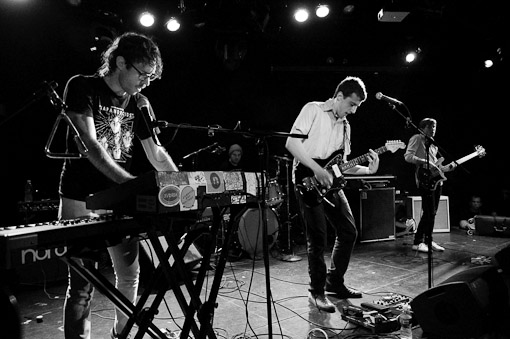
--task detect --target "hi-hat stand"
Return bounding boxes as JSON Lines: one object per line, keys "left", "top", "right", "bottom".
{"left": 274, "top": 155, "right": 302, "bottom": 262}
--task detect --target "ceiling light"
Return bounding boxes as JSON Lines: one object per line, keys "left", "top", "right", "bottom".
{"left": 139, "top": 12, "right": 155, "bottom": 27}
{"left": 316, "top": 5, "right": 329, "bottom": 18}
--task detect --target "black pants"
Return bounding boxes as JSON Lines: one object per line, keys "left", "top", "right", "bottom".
{"left": 294, "top": 188, "right": 358, "bottom": 295}
{"left": 414, "top": 185, "right": 442, "bottom": 245}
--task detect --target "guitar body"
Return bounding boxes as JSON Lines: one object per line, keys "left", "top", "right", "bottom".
{"left": 416, "top": 157, "right": 447, "bottom": 190}
{"left": 416, "top": 145, "right": 487, "bottom": 191}
{"left": 294, "top": 140, "right": 406, "bottom": 206}
{"left": 295, "top": 151, "right": 346, "bottom": 207}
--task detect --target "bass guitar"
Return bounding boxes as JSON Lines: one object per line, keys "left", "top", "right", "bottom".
{"left": 416, "top": 145, "right": 486, "bottom": 190}
{"left": 295, "top": 140, "right": 406, "bottom": 206}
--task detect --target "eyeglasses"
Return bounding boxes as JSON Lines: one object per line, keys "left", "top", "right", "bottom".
{"left": 128, "top": 62, "right": 158, "bottom": 82}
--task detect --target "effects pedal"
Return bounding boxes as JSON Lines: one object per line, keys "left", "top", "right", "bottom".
{"left": 361, "top": 293, "right": 410, "bottom": 312}
{"left": 341, "top": 305, "right": 400, "bottom": 334}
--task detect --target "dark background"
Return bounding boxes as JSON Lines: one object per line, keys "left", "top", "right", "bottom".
{"left": 0, "top": 0, "right": 507, "bottom": 227}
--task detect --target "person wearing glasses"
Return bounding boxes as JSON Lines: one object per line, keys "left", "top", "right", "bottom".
{"left": 58, "top": 32, "right": 178, "bottom": 339}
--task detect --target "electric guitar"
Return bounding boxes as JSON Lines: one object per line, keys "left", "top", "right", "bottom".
{"left": 295, "top": 140, "right": 406, "bottom": 206}
{"left": 416, "top": 145, "right": 486, "bottom": 190}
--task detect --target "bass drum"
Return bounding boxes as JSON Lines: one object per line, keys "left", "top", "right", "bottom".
{"left": 237, "top": 207, "right": 280, "bottom": 259}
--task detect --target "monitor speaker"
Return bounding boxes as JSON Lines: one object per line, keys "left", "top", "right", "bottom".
{"left": 411, "top": 266, "right": 510, "bottom": 338}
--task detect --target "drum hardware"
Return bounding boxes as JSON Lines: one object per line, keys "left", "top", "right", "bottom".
{"left": 237, "top": 207, "right": 280, "bottom": 260}
{"left": 273, "top": 154, "right": 302, "bottom": 262}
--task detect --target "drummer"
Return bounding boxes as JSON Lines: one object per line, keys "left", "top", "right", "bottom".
{"left": 220, "top": 144, "right": 244, "bottom": 171}
{"left": 219, "top": 144, "right": 246, "bottom": 260}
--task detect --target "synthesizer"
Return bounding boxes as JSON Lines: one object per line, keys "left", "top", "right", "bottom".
{"left": 86, "top": 170, "right": 265, "bottom": 214}
{"left": 0, "top": 215, "right": 141, "bottom": 269}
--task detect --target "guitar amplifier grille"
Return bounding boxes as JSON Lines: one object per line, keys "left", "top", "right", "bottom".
{"left": 406, "top": 195, "right": 450, "bottom": 232}
{"left": 346, "top": 187, "right": 396, "bottom": 243}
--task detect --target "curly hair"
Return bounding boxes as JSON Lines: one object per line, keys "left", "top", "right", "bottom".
{"left": 97, "top": 32, "right": 163, "bottom": 79}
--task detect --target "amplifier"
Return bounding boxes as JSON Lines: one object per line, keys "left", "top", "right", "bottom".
{"left": 406, "top": 195, "right": 450, "bottom": 232}
{"left": 346, "top": 187, "right": 395, "bottom": 243}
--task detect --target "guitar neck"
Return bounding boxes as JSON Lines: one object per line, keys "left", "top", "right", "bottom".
{"left": 455, "top": 151, "right": 480, "bottom": 166}
{"left": 338, "top": 146, "right": 387, "bottom": 172}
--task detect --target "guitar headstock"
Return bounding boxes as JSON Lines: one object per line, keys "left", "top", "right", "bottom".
{"left": 385, "top": 140, "right": 406, "bottom": 153}
{"left": 475, "top": 145, "right": 486, "bottom": 158}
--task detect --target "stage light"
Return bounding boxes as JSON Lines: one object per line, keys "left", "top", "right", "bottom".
{"left": 139, "top": 11, "right": 155, "bottom": 27}
{"left": 484, "top": 59, "right": 494, "bottom": 68}
{"left": 294, "top": 8, "right": 309, "bottom": 23}
{"left": 405, "top": 52, "right": 416, "bottom": 63}
{"left": 165, "top": 17, "right": 181, "bottom": 32}
{"left": 316, "top": 4, "right": 329, "bottom": 18}
{"left": 404, "top": 47, "right": 421, "bottom": 64}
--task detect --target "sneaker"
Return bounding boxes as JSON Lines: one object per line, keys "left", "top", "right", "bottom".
{"left": 111, "top": 328, "right": 131, "bottom": 339}
{"left": 308, "top": 292, "right": 336, "bottom": 313}
{"left": 431, "top": 241, "right": 445, "bottom": 252}
{"left": 412, "top": 243, "right": 429, "bottom": 253}
{"left": 325, "top": 284, "right": 363, "bottom": 299}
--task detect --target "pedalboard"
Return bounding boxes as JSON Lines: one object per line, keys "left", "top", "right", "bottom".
{"left": 341, "top": 305, "right": 400, "bottom": 334}
{"left": 361, "top": 292, "right": 410, "bottom": 312}
{"left": 341, "top": 293, "right": 411, "bottom": 334}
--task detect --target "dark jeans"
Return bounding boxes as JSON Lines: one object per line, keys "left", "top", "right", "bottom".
{"left": 294, "top": 187, "right": 358, "bottom": 295}
{"left": 414, "top": 186, "right": 442, "bottom": 245}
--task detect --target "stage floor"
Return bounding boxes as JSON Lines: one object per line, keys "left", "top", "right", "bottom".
{"left": 8, "top": 226, "right": 510, "bottom": 339}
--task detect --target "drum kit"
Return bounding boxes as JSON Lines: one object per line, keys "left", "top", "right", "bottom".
{"left": 235, "top": 154, "right": 302, "bottom": 262}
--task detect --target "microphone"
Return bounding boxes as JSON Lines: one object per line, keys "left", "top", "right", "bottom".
{"left": 32, "top": 81, "right": 58, "bottom": 99}
{"left": 375, "top": 92, "right": 403, "bottom": 105}
{"left": 137, "top": 97, "right": 160, "bottom": 145}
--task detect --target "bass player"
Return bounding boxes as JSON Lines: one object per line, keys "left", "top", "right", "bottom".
{"left": 285, "top": 76, "right": 379, "bottom": 313}
{"left": 404, "top": 117, "right": 456, "bottom": 253}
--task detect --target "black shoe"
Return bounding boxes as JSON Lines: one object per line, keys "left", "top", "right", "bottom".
{"left": 308, "top": 292, "right": 336, "bottom": 313}
{"left": 325, "top": 284, "right": 362, "bottom": 299}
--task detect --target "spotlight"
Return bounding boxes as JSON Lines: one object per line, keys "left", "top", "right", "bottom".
{"left": 404, "top": 47, "right": 421, "bottom": 64}
{"left": 484, "top": 59, "right": 494, "bottom": 68}
{"left": 165, "top": 17, "right": 181, "bottom": 32}
{"left": 294, "top": 8, "right": 309, "bottom": 23}
{"left": 316, "top": 4, "right": 329, "bottom": 18}
{"left": 139, "top": 11, "right": 155, "bottom": 27}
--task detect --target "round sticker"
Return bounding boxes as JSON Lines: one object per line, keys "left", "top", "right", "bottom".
{"left": 180, "top": 186, "right": 196, "bottom": 209}
{"left": 158, "top": 185, "right": 180, "bottom": 207}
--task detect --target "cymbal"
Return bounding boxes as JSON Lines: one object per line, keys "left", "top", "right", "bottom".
{"left": 273, "top": 155, "right": 292, "bottom": 162}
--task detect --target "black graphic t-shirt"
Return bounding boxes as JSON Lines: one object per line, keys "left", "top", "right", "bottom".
{"left": 59, "top": 75, "right": 152, "bottom": 201}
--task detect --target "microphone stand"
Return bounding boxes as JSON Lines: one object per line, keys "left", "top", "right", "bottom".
{"left": 182, "top": 143, "right": 220, "bottom": 170}
{"left": 158, "top": 121, "right": 306, "bottom": 339}
{"left": 383, "top": 102, "right": 438, "bottom": 288}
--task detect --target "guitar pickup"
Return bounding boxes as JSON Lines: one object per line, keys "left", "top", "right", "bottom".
{"left": 331, "top": 164, "right": 342, "bottom": 178}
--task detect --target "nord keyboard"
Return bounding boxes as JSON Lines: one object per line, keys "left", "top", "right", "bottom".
{"left": 0, "top": 215, "right": 140, "bottom": 269}
{"left": 86, "top": 170, "right": 265, "bottom": 214}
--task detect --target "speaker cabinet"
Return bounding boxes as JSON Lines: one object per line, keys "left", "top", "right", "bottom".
{"left": 406, "top": 195, "right": 450, "bottom": 232}
{"left": 411, "top": 266, "right": 510, "bottom": 338}
{"left": 347, "top": 188, "right": 395, "bottom": 243}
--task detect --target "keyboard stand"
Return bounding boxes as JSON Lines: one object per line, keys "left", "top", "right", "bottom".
{"left": 63, "top": 206, "right": 236, "bottom": 339}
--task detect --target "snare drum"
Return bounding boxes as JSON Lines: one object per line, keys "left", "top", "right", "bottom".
{"left": 237, "top": 207, "right": 280, "bottom": 259}
{"left": 266, "top": 178, "right": 284, "bottom": 207}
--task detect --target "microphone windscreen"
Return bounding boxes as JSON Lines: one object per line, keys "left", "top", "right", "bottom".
{"left": 137, "top": 96, "right": 150, "bottom": 109}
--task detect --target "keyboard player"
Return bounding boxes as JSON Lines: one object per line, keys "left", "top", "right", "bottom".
{"left": 57, "top": 32, "right": 178, "bottom": 339}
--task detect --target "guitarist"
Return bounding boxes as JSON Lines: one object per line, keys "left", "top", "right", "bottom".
{"left": 285, "top": 76, "right": 379, "bottom": 313}
{"left": 404, "top": 118, "right": 456, "bottom": 253}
